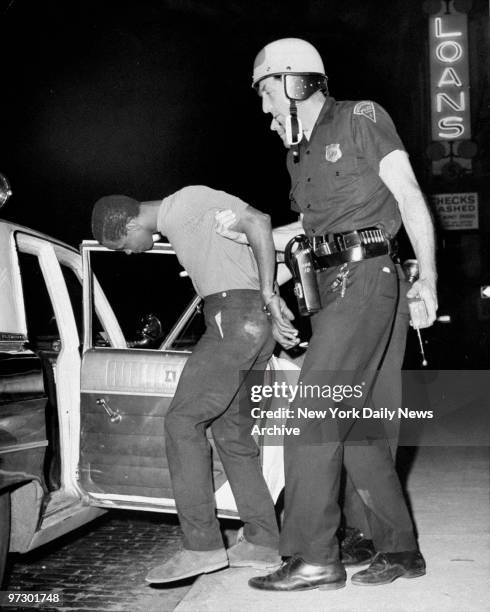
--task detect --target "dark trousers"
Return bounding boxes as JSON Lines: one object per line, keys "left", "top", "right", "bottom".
{"left": 342, "top": 264, "right": 410, "bottom": 538}
{"left": 280, "top": 256, "right": 417, "bottom": 564}
{"left": 164, "top": 289, "right": 278, "bottom": 551}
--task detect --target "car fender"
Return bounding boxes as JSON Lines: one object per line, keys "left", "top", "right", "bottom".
{"left": 8, "top": 480, "right": 44, "bottom": 553}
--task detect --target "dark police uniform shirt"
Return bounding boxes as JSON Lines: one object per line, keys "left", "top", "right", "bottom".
{"left": 288, "top": 97, "right": 404, "bottom": 239}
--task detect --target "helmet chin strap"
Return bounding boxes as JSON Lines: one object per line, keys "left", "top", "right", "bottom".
{"left": 285, "top": 99, "right": 303, "bottom": 162}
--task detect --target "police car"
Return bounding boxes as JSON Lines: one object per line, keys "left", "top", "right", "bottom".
{"left": 0, "top": 179, "right": 297, "bottom": 584}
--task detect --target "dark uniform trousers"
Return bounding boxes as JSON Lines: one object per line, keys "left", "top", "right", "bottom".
{"left": 164, "top": 289, "right": 278, "bottom": 552}
{"left": 342, "top": 263, "right": 410, "bottom": 537}
{"left": 280, "top": 255, "right": 417, "bottom": 564}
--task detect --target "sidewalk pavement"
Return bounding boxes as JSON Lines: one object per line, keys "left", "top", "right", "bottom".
{"left": 176, "top": 446, "right": 490, "bottom": 612}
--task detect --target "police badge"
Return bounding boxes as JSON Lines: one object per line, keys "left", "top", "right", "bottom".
{"left": 325, "top": 143, "right": 342, "bottom": 163}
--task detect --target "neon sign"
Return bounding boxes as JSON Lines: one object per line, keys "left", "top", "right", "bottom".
{"left": 429, "top": 10, "right": 471, "bottom": 141}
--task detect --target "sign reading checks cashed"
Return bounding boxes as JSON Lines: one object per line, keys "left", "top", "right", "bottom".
{"left": 431, "top": 192, "right": 479, "bottom": 230}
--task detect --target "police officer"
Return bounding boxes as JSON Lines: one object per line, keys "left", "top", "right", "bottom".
{"left": 219, "top": 38, "right": 438, "bottom": 591}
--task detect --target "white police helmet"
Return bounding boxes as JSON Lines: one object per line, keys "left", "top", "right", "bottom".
{"left": 252, "top": 38, "right": 327, "bottom": 100}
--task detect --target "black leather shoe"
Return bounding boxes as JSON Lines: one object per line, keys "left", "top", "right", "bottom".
{"left": 351, "top": 550, "right": 426, "bottom": 586}
{"left": 248, "top": 555, "right": 346, "bottom": 591}
{"left": 340, "top": 527, "right": 376, "bottom": 566}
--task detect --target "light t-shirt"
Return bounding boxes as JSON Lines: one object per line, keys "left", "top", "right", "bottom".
{"left": 157, "top": 185, "right": 260, "bottom": 297}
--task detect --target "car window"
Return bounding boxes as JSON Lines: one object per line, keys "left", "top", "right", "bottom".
{"left": 88, "top": 250, "right": 198, "bottom": 348}
{"left": 17, "top": 252, "right": 59, "bottom": 351}
{"left": 59, "top": 264, "right": 107, "bottom": 346}
{"left": 168, "top": 302, "right": 205, "bottom": 350}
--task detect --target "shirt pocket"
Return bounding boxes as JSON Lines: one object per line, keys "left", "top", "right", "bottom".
{"left": 322, "top": 151, "right": 358, "bottom": 189}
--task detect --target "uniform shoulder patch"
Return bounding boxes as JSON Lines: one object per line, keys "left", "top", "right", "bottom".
{"left": 353, "top": 101, "right": 376, "bottom": 123}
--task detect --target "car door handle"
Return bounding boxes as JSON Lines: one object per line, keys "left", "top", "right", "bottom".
{"left": 96, "top": 398, "right": 122, "bottom": 424}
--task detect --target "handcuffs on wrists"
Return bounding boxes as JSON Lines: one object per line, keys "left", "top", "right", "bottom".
{"left": 263, "top": 291, "right": 279, "bottom": 316}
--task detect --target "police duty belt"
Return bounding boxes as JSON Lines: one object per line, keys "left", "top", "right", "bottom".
{"left": 310, "top": 227, "right": 393, "bottom": 269}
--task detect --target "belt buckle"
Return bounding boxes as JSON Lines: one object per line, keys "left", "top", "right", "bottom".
{"left": 335, "top": 230, "right": 359, "bottom": 251}
{"left": 343, "top": 231, "right": 360, "bottom": 250}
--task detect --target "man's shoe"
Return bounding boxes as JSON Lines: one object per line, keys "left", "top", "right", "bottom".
{"left": 340, "top": 527, "right": 376, "bottom": 566}
{"left": 145, "top": 548, "right": 228, "bottom": 583}
{"left": 248, "top": 555, "right": 346, "bottom": 591}
{"left": 228, "top": 535, "right": 281, "bottom": 569}
{"left": 351, "top": 550, "right": 426, "bottom": 586}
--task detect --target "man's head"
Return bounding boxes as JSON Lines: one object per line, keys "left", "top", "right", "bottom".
{"left": 91, "top": 195, "right": 155, "bottom": 253}
{"left": 252, "top": 38, "right": 328, "bottom": 147}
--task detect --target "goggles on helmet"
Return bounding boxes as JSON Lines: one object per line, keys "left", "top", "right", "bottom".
{"left": 283, "top": 73, "right": 328, "bottom": 101}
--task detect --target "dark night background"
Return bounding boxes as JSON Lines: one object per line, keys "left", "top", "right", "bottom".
{"left": 0, "top": 0, "right": 436, "bottom": 241}
{"left": 1, "top": 0, "right": 489, "bottom": 366}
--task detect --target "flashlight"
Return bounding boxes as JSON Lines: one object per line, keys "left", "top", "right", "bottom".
{"left": 402, "top": 259, "right": 428, "bottom": 367}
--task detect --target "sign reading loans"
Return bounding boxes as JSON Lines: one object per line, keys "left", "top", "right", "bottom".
{"left": 432, "top": 192, "right": 479, "bottom": 230}
{"left": 429, "top": 7, "right": 471, "bottom": 141}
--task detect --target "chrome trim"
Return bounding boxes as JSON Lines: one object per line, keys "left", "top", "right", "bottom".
{"left": 0, "top": 440, "right": 49, "bottom": 454}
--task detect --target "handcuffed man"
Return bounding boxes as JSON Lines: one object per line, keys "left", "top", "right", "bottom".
{"left": 91, "top": 185, "right": 297, "bottom": 583}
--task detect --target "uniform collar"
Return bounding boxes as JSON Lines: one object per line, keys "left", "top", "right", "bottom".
{"left": 304, "top": 96, "right": 336, "bottom": 145}
{"left": 317, "top": 95, "right": 336, "bottom": 123}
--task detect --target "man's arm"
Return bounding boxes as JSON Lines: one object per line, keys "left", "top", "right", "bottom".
{"left": 215, "top": 210, "right": 304, "bottom": 251}
{"left": 233, "top": 206, "right": 276, "bottom": 303}
{"left": 234, "top": 206, "right": 298, "bottom": 344}
{"left": 215, "top": 211, "right": 305, "bottom": 287}
{"left": 379, "top": 149, "right": 438, "bottom": 327}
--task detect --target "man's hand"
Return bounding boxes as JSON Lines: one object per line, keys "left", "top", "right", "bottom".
{"left": 407, "top": 278, "right": 438, "bottom": 329}
{"left": 214, "top": 209, "right": 248, "bottom": 244}
{"left": 379, "top": 150, "right": 438, "bottom": 329}
{"left": 266, "top": 295, "right": 300, "bottom": 349}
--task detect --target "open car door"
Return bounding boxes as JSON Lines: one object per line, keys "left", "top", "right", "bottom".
{"left": 79, "top": 241, "right": 243, "bottom": 517}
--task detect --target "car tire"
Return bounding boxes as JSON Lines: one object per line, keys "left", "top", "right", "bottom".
{"left": 0, "top": 490, "right": 11, "bottom": 587}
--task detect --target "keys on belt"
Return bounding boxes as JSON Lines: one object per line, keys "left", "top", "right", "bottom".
{"left": 310, "top": 227, "right": 392, "bottom": 269}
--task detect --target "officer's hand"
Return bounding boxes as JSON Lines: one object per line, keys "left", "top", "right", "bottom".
{"left": 271, "top": 322, "right": 300, "bottom": 350}
{"left": 406, "top": 278, "right": 438, "bottom": 328}
{"left": 214, "top": 209, "right": 248, "bottom": 244}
